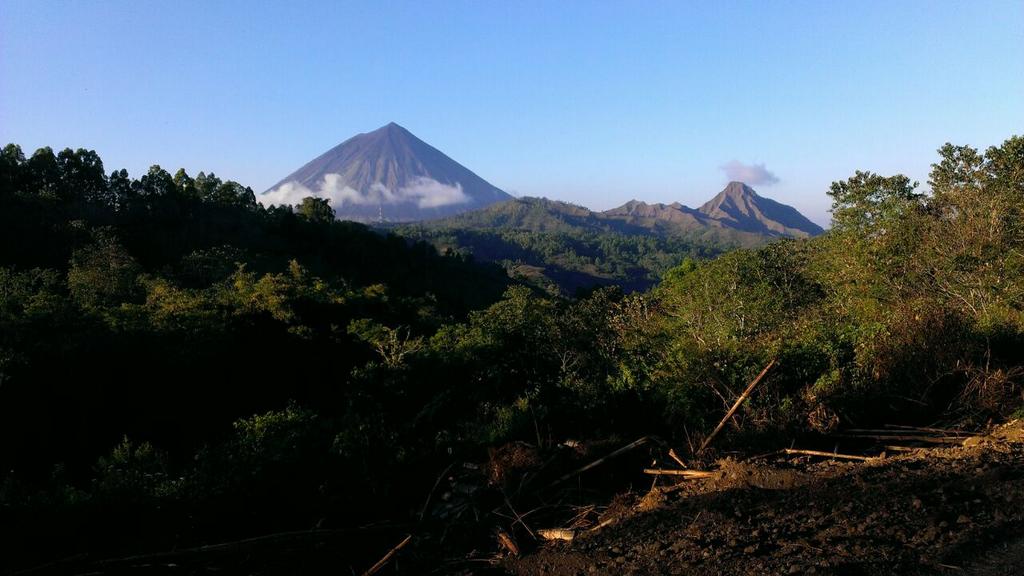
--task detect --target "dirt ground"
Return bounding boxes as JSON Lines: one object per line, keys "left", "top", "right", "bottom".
{"left": 506, "top": 422, "right": 1024, "bottom": 576}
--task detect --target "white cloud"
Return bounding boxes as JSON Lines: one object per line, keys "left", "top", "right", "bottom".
{"left": 403, "top": 177, "right": 469, "bottom": 208}
{"left": 258, "top": 174, "right": 471, "bottom": 212}
{"left": 720, "top": 160, "right": 780, "bottom": 186}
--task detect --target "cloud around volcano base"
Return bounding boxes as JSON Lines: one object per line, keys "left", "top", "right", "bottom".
{"left": 260, "top": 174, "right": 470, "bottom": 210}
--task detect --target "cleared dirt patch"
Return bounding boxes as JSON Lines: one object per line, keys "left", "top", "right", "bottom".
{"left": 507, "top": 422, "right": 1024, "bottom": 576}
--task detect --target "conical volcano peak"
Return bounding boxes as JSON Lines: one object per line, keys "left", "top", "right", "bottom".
{"left": 698, "top": 182, "right": 824, "bottom": 238}
{"left": 722, "top": 181, "right": 758, "bottom": 198}
{"left": 377, "top": 121, "right": 410, "bottom": 135}
{"left": 263, "top": 124, "right": 511, "bottom": 222}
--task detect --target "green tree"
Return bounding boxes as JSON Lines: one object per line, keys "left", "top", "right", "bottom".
{"left": 297, "top": 196, "right": 335, "bottom": 223}
{"left": 67, "top": 231, "right": 141, "bottom": 308}
{"left": 209, "top": 180, "right": 257, "bottom": 208}
{"left": 172, "top": 168, "right": 198, "bottom": 200}
{"left": 348, "top": 319, "right": 424, "bottom": 368}
{"left": 57, "top": 148, "right": 109, "bottom": 206}
{"left": 924, "top": 136, "right": 1024, "bottom": 325}
{"left": 26, "top": 147, "right": 61, "bottom": 200}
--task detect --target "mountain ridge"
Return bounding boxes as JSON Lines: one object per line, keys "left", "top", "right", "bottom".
{"left": 396, "top": 183, "right": 821, "bottom": 294}
{"left": 601, "top": 181, "right": 823, "bottom": 238}
{"left": 265, "top": 124, "right": 824, "bottom": 238}
{"left": 697, "top": 181, "right": 825, "bottom": 237}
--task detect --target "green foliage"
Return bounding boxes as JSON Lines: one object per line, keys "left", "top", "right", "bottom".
{"left": 347, "top": 318, "right": 424, "bottom": 368}
{"left": 297, "top": 196, "right": 335, "bottom": 223}
{"left": 67, "top": 230, "right": 141, "bottom": 308}
{"left": 92, "top": 437, "right": 172, "bottom": 501}
{"left": 658, "top": 242, "right": 822, "bottom": 350}
{"left": 231, "top": 404, "right": 322, "bottom": 468}
{"left": 827, "top": 172, "right": 922, "bottom": 236}
{"left": 396, "top": 197, "right": 748, "bottom": 295}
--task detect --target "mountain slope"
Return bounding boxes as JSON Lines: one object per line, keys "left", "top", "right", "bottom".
{"left": 264, "top": 122, "right": 511, "bottom": 222}
{"left": 395, "top": 183, "right": 823, "bottom": 294}
{"left": 697, "top": 181, "right": 825, "bottom": 237}
{"left": 397, "top": 197, "right": 756, "bottom": 295}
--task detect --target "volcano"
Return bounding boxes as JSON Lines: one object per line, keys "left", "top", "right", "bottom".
{"left": 603, "top": 181, "right": 823, "bottom": 238}
{"left": 696, "top": 181, "right": 824, "bottom": 237}
{"left": 264, "top": 122, "right": 511, "bottom": 222}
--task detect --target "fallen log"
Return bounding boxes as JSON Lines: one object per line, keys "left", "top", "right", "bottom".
{"left": 782, "top": 448, "right": 876, "bottom": 461}
{"left": 698, "top": 359, "right": 776, "bottom": 454}
{"left": 642, "top": 469, "right": 715, "bottom": 478}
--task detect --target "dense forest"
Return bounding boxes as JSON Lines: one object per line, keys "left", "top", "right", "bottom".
{"left": 1, "top": 136, "right": 1022, "bottom": 572}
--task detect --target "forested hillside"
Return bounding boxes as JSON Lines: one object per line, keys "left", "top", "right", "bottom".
{"left": 1, "top": 137, "right": 1022, "bottom": 573}
{"left": 395, "top": 197, "right": 763, "bottom": 294}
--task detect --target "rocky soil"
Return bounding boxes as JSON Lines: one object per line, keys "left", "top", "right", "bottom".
{"left": 506, "top": 422, "right": 1024, "bottom": 576}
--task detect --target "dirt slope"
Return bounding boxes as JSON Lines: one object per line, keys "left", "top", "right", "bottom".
{"left": 508, "top": 422, "right": 1024, "bottom": 576}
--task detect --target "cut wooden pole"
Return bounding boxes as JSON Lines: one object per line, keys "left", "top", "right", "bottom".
{"left": 667, "top": 448, "right": 688, "bottom": 469}
{"left": 782, "top": 448, "right": 875, "bottom": 461}
{"left": 698, "top": 359, "right": 776, "bottom": 454}
{"left": 547, "top": 436, "right": 650, "bottom": 487}
{"left": 643, "top": 469, "right": 714, "bottom": 478}
{"left": 361, "top": 534, "right": 412, "bottom": 576}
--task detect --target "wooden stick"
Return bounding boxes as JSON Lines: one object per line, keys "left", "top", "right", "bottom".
{"left": 835, "top": 434, "right": 963, "bottom": 444}
{"left": 846, "top": 428, "right": 933, "bottom": 434}
{"left": 537, "top": 528, "right": 576, "bottom": 541}
{"left": 588, "top": 517, "right": 616, "bottom": 533}
{"left": 643, "top": 469, "right": 714, "bottom": 478}
{"left": 668, "top": 448, "right": 687, "bottom": 468}
{"left": 746, "top": 449, "right": 783, "bottom": 461}
{"left": 884, "top": 424, "right": 971, "bottom": 435}
{"left": 782, "top": 448, "right": 875, "bottom": 461}
{"left": 547, "top": 436, "right": 650, "bottom": 487}
{"left": 884, "top": 445, "right": 920, "bottom": 452}
{"left": 698, "top": 359, "right": 776, "bottom": 454}
{"left": 496, "top": 531, "right": 519, "bottom": 557}
{"left": 361, "top": 534, "right": 412, "bottom": 576}
{"left": 504, "top": 496, "right": 535, "bottom": 539}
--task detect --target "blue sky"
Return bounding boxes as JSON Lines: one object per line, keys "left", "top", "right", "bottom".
{"left": 2, "top": 1, "right": 1022, "bottom": 225}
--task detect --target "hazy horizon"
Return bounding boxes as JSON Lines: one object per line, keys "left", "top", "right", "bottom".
{"left": 3, "top": 1, "right": 1023, "bottom": 227}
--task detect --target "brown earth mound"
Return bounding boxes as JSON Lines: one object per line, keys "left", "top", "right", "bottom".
{"left": 508, "top": 421, "right": 1024, "bottom": 576}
